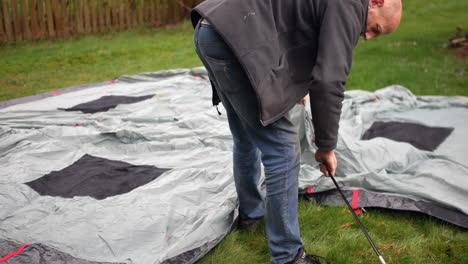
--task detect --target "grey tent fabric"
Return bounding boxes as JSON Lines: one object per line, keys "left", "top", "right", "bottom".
{"left": 297, "top": 87, "right": 468, "bottom": 226}
{"left": 0, "top": 69, "right": 238, "bottom": 263}
{"left": 0, "top": 68, "right": 467, "bottom": 263}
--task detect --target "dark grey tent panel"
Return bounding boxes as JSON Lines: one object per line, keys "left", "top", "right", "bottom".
{"left": 303, "top": 190, "right": 468, "bottom": 228}
{"left": 62, "top": 95, "right": 154, "bottom": 114}
{"left": 161, "top": 235, "right": 226, "bottom": 264}
{"left": 0, "top": 68, "right": 467, "bottom": 264}
{"left": 26, "top": 154, "right": 170, "bottom": 200}
{"left": 361, "top": 121, "right": 454, "bottom": 151}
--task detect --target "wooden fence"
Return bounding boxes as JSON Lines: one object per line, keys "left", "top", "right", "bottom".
{"left": 0, "top": 0, "right": 204, "bottom": 42}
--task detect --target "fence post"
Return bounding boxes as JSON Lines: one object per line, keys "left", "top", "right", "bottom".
{"left": 37, "top": 0, "right": 46, "bottom": 38}
{"left": 20, "top": 0, "right": 32, "bottom": 40}
{"left": 52, "top": 0, "right": 62, "bottom": 37}
{"left": 83, "top": 0, "right": 91, "bottom": 33}
{"left": 1, "top": 0, "right": 15, "bottom": 42}
{"left": 61, "top": 0, "right": 69, "bottom": 37}
{"left": 91, "top": 0, "right": 98, "bottom": 33}
{"left": 75, "top": 0, "right": 83, "bottom": 33}
{"left": 11, "top": 0, "right": 23, "bottom": 41}
{"left": 131, "top": 0, "right": 137, "bottom": 28}
{"left": 143, "top": 0, "right": 149, "bottom": 24}
{"left": 0, "top": 3, "right": 4, "bottom": 41}
{"left": 149, "top": 0, "right": 155, "bottom": 25}
{"left": 98, "top": 0, "right": 104, "bottom": 32}
{"left": 104, "top": 0, "right": 115, "bottom": 30}
{"left": 107, "top": 0, "right": 120, "bottom": 31}
{"left": 119, "top": 0, "right": 125, "bottom": 30}
{"left": 29, "top": 0, "right": 39, "bottom": 39}
{"left": 126, "top": 0, "right": 131, "bottom": 29}
{"left": 137, "top": 0, "right": 143, "bottom": 25}
{"left": 1, "top": 0, "right": 197, "bottom": 42}
{"left": 43, "top": 0, "right": 55, "bottom": 38}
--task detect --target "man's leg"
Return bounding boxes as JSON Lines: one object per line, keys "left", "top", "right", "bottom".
{"left": 228, "top": 111, "right": 265, "bottom": 220}
{"left": 240, "top": 115, "right": 303, "bottom": 264}
{"left": 194, "top": 22, "right": 302, "bottom": 264}
{"left": 194, "top": 23, "right": 265, "bottom": 221}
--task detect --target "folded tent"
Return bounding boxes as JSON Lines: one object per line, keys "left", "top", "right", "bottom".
{"left": 0, "top": 68, "right": 466, "bottom": 263}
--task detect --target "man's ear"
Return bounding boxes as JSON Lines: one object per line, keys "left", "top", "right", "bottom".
{"left": 369, "top": 0, "right": 385, "bottom": 8}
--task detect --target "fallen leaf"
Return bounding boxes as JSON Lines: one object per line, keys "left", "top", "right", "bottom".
{"left": 340, "top": 222, "right": 353, "bottom": 228}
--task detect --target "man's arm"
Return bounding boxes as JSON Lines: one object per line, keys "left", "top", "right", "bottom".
{"left": 308, "top": 0, "right": 362, "bottom": 175}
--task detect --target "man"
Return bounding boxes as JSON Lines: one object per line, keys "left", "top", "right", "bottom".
{"left": 191, "top": 0, "right": 402, "bottom": 263}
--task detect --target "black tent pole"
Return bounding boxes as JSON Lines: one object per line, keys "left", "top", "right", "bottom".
{"left": 328, "top": 172, "right": 387, "bottom": 264}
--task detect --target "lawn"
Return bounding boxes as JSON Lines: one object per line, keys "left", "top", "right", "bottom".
{"left": 0, "top": 0, "right": 467, "bottom": 263}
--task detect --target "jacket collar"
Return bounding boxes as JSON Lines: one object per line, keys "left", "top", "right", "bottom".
{"left": 361, "top": 0, "right": 369, "bottom": 35}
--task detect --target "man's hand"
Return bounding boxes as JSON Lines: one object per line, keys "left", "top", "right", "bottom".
{"left": 315, "top": 149, "right": 337, "bottom": 177}
{"left": 297, "top": 97, "right": 307, "bottom": 105}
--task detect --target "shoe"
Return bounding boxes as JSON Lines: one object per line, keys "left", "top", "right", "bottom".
{"left": 286, "top": 247, "right": 329, "bottom": 264}
{"left": 237, "top": 217, "right": 262, "bottom": 231}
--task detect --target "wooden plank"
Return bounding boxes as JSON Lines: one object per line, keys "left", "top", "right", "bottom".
{"left": 44, "top": 0, "right": 55, "bottom": 38}
{"left": 116, "top": 0, "right": 126, "bottom": 30}
{"left": 75, "top": 0, "right": 84, "bottom": 33}
{"left": 108, "top": 0, "right": 113, "bottom": 30}
{"left": 11, "top": 0, "right": 23, "bottom": 41}
{"left": 143, "top": 0, "right": 149, "bottom": 23}
{"left": 149, "top": 0, "right": 155, "bottom": 24}
{"left": 174, "top": 0, "right": 181, "bottom": 22}
{"left": 126, "top": 0, "right": 132, "bottom": 29}
{"left": 105, "top": 0, "right": 111, "bottom": 30}
{"left": 37, "top": 0, "right": 46, "bottom": 38}
{"left": 83, "top": 0, "right": 91, "bottom": 33}
{"left": 177, "top": 0, "right": 187, "bottom": 18}
{"left": 0, "top": 3, "right": 5, "bottom": 41}
{"left": 29, "top": 0, "right": 39, "bottom": 39}
{"left": 53, "top": 0, "right": 62, "bottom": 37}
{"left": 91, "top": 0, "right": 98, "bottom": 33}
{"left": 61, "top": 0, "right": 69, "bottom": 37}
{"left": 2, "top": 0, "right": 14, "bottom": 41}
{"left": 131, "top": 0, "right": 137, "bottom": 28}
{"left": 98, "top": 0, "right": 104, "bottom": 32}
{"left": 162, "top": 0, "right": 168, "bottom": 25}
{"left": 157, "top": 0, "right": 162, "bottom": 25}
{"left": 137, "top": 0, "right": 143, "bottom": 25}
{"left": 155, "top": 0, "right": 161, "bottom": 25}
{"left": 184, "top": 0, "right": 193, "bottom": 16}
{"left": 168, "top": 0, "right": 174, "bottom": 23}
{"left": 20, "top": 0, "right": 32, "bottom": 40}
{"left": 111, "top": 0, "right": 116, "bottom": 30}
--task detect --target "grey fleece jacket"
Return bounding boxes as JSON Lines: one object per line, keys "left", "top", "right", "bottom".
{"left": 192, "top": 0, "right": 368, "bottom": 150}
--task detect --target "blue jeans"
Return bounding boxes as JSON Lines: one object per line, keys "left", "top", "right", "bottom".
{"left": 194, "top": 22, "right": 303, "bottom": 264}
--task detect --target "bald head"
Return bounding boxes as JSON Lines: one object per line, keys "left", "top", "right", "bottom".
{"left": 363, "top": 0, "right": 402, "bottom": 40}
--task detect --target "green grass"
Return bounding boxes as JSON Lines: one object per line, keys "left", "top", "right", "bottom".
{"left": 0, "top": 22, "right": 202, "bottom": 102}
{"left": 198, "top": 203, "right": 468, "bottom": 264}
{"left": 0, "top": 0, "right": 467, "bottom": 263}
{"left": 346, "top": 0, "right": 468, "bottom": 96}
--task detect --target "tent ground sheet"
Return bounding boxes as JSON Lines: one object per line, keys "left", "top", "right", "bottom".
{"left": 0, "top": 68, "right": 467, "bottom": 263}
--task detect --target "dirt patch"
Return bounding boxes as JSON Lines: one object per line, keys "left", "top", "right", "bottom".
{"left": 448, "top": 26, "right": 468, "bottom": 60}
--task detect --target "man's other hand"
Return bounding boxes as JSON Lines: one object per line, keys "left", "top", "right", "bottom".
{"left": 297, "top": 97, "right": 307, "bottom": 105}
{"left": 315, "top": 149, "right": 337, "bottom": 177}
